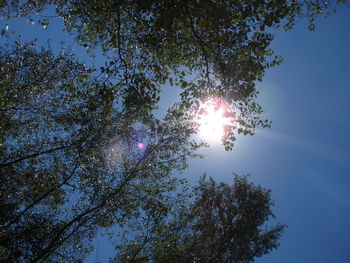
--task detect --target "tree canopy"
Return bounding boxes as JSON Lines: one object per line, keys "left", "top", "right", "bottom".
{"left": 0, "top": 41, "right": 202, "bottom": 262}
{"left": 0, "top": 0, "right": 345, "bottom": 262}
{"left": 116, "top": 175, "right": 285, "bottom": 263}
{"left": 1, "top": 0, "right": 344, "bottom": 148}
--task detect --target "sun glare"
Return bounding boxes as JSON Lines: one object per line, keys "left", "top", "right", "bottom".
{"left": 196, "top": 98, "right": 234, "bottom": 143}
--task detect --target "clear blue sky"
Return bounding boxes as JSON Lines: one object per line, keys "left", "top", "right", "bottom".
{"left": 1, "top": 3, "right": 350, "bottom": 263}
{"left": 187, "top": 4, "right": 350, "bottom": 263}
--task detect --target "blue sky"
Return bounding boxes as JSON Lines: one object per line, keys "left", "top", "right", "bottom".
{"left": 1, "top": 3, "right": 350, "bottom": 262}
{"left": 186, "top": 4, "right": 350, "bottom": 263}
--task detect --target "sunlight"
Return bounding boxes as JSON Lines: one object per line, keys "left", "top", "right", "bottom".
{"left": 196, "top": 98, "right": 234, "bottom": 143}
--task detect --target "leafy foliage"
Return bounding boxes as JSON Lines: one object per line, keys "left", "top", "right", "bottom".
{"left": 0, "top": 42, "right": 202, "bottom": 262}
{"left": 1, "top": 0, "right": 345, "bottom": 148}
{"left": 0, "top": 1, "right": 344, "bottom": 261}
{"left": 116, "top": 175, "right": 285, "bottom": 263}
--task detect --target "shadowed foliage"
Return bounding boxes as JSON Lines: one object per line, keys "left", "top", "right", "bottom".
{"left": 0, "top": 0, "right": 344, "bottom": 262}
{"left": 116, "top": 175, "right": 285, "bottom": 263}
{"left": 0, "top": 42, "right": 202, "bottom": 262}
{"left": 1, "top": 0, "right": 344, "bottom": 148}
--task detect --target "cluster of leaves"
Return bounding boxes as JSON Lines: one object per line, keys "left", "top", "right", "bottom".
{"left": 0, "top": 42, "right": 202, "bottom": 262}
{"left": 1, "top": 0, "right": 345, "bottom": 148}
{"left": 0, "top": 1, "right": 345, "bottom": 262}
{"left": 116, "top": 175, "right": 285, "bottom": 263}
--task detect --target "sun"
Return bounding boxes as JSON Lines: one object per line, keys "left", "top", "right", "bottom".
{"left": 195, "top": 98, "right": 234, "bottom": 143}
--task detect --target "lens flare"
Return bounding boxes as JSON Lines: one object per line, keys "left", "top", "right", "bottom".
{"left": 137, "top": 142, "right": 144, "bottom": 150}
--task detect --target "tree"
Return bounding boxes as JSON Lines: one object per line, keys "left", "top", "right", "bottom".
{"left": 116, "top": 175, "right": 285, "bottom": 263}
{"left": 0, "top": 1, "right": 344, "bottom": 262}
{"left": 0, "top": 41, "right": 202, "bottom": 262}
{"left": 1, "top": 0, "right": 345, "bottom": 149}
